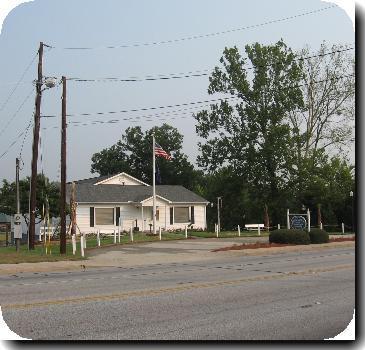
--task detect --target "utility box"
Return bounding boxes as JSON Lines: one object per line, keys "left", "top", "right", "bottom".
{"left": 13, "top": 213, "right": 23, "bottom": 239}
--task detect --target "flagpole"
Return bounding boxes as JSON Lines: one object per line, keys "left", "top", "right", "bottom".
{"left": 152, "top": 135, "right": 157, "bottom": 235}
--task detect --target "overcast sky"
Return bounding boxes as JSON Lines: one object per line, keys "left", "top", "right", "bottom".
{"left": 0, "top": 0, "right": 354, "bottom": 184}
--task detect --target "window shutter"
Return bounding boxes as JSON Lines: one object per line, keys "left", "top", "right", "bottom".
{"left": 191, "top": 206, "right": 195, "bottom": 224}
{"left": 90, "top": 207, "right": 94, "bottom": 227}
{"left": 116, "top": 207, "right": 120, "bottom": 226}
{"left": 170, "top": 207, "right": 173, "bottom": 225}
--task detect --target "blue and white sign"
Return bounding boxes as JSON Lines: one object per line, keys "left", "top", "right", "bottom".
{"left": 290, "top": 215, "right": 307, "bottom": 230}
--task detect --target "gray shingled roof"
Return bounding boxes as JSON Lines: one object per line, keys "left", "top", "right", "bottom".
{"left": 66, "top": 184, "right": 208, "bottom": 204}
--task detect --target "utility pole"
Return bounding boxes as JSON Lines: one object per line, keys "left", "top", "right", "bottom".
{"left": 217, "top": 197, "right": 222, "bottom": 234}
{"left": 60, "top": 76, "right": 67, "bottom": 254}
{"left": 15, "top": 158, "right": 21, "bottom": 252}
{"left": 70, "top": 182, "right": 76, "bottom": 236}
{"left": 29, "top": 42, "right": 44, "bottom": 250}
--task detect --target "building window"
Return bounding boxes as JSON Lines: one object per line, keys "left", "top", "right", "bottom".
{"left": 174, "top": 207, "right": 189, "bottom": 223}
{"left": 95, "top": 208, "right": 114, "bottom": 225}
{"left": 156, "top": 209, "right": 160, "bottom": 221}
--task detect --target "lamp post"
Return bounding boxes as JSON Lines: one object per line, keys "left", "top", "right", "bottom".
{"left": 350, "top": 191, "right": 354, "bottom": 233}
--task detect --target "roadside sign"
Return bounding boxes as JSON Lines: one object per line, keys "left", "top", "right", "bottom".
{"left": 14, "top": 224, "right": 22, "bottom": 239}
{"left": 290, "top": 215, "right": 307, "bottom": 230}
{"left": 14, "top": 214, "right": 22, "bottom": 224}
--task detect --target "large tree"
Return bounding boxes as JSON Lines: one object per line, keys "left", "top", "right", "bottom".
{"left": 91, "top": 123, "right": 203, "bottom": 191}
{"left": 289, "top": 42, "right": 354, "bottom": 166}
{"left": 195, "top": 40, "right": 304, "bottom": 224}
{"left": 0, "top": 174, "right": 60, "bottom": 226}
{"left": 288, "top": 42, "right": 355, "bottom": 199}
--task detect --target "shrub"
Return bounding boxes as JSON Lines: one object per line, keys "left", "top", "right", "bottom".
{"left": 269, "top": 229, "right": 310, "bottom": 245}
{"left": 309, "top": 229, "right": 329, "bottom": 244}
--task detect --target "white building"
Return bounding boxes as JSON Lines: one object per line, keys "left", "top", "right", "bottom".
{"left": 67, "top": 172, "right": 209, "bottom": 234}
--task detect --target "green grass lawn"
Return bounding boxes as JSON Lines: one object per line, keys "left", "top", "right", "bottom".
{"left": 0, "top": 231, "right": 187, "bottom": 264}
{"left": 0, "top": 242, "right": 85, "bottom": 264}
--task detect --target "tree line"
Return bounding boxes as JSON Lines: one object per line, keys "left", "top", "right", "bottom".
{"left": 0, "top": 40, "right": 354, "bottom": 230}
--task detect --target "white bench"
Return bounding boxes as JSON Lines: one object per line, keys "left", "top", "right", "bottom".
{"left": 245, "top": 224, "right": 264, "bottom": 231}
{"left": 39, "top": 226, "right": 55, "bottom": 241}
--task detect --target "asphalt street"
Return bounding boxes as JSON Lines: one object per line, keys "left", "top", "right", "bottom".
{"left": 0, "top": 244, "right": 355, "bottom": 340}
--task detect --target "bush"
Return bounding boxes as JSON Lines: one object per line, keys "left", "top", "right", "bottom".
{"left": 309, "top": 229, "right": 329, "bottom": 244}
{"left": 269, "top": 229, "right": 310, "bottom": 245}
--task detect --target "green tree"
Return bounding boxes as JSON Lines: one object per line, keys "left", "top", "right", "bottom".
{"left": 0, "top": 174, "right": 60, "bottom": 226}
{"left": 195, "top": 40, "right": 304, "bottom": 224}
{"left": 91, "top": 124, "right": 204, "bottom": 191}
{"left": 298, "top": 156, "right": 354, "bottom": 228}
{"left": 289, "top": 42, "right": 355, "bottom": 172}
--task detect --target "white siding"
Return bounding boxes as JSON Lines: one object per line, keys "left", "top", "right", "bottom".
{"left": 76, "top": 203, "right": 207, "bottom": 234}
{"left": 95, "top": 173, "right": 148, "bottom": 186}
{"left": 141, "top": 197, "right": 169, "bottom": 207}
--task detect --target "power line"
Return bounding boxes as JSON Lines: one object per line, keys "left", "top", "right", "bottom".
{"left": 41, "top": 96, "right": 239, "bottom": 118}
{"left": 0, "top": 87, "right": 35, "bottom": 137}
{"left": 66, "top": 46, "right": 354, "bottom": 83}
{"left": 50, "top": 5, "right": 336, "bottom": 50}
{"left": 0, "top": 119, "right": 33, "bottom": 160}
{"left": 0, "top": 52, "right": 37, "bottom": 112}
{"left": 19, "top": 114, "right": 35, "bottom": 160}
{"left": 42, "top": 106, "right": 220, "bottom": 130}
{"left": 41, "top": 71, "right": 354, "bottom": 120}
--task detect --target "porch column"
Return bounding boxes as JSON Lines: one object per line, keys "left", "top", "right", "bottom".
{"left": 204, "top": 205, "right": 207, "bottom": 230}
{"left": 165, "top": 205, "right": 167, "bottom": 230}
{"left": 141, "top": 205, "right": 144, "bottom": 232}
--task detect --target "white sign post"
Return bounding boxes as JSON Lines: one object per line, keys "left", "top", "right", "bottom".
{"left": 185, "top": 225, "right": 187, "bottom": 239}
{"left": 238, "top": 225, "right": 240, "bottom": 237}
{"left": 118, "top": 217, "right": 121, "bottom": 243}
{"left": 130, "top": 227, "right": 134, "bottom": 242}
{"left": 80, "top": 235, "right": 85, "bottom": 257}
{"left": 72, "top": 234, "right": 76, "bottom": 255}
{"left": 97, "top": 230, "right": 100, "bottom": 247}
{"left": 159, "top": 227, "right": 162, "bottom": 240}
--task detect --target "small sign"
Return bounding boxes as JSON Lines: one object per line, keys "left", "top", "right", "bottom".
{"left": 291, "top": 215, "right": 307, "bottom": 230}
{"left": 14, "top": 214, "right": 22, "bottom": 224}
{"left": 14, "top": 225, "right": 22, "bottom": 239}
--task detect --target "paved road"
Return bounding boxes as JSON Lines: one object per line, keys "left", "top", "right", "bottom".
{"left": 0, "top": 242, "right": 354, "bottom": 340}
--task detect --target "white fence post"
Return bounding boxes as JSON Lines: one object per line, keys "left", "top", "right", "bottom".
{"left": 287, "top": 209, "right": 290, "bottom": 229}
{"left": 118, "top": 217, "right": 121, "bottom": 243}
{"left": 238, "top": 225, "right": 240, "bottom": 237}
{"left": 278, "top": 224, "right": 280, "bottom": 230}
{"left": 97, "top": 230, "right": 100, "bottom": 247}
{"left": 130, "top": 227, "right": 134, "bottom": 242}
{"left": 185, "top": 225, "right": 187, "bottom": 239}
{"left": 159, "top": 227, "right": 162, "bottom": 240}
{"left": 215, "top": 223, "right": 218, "bottom": 238}
{"left": 320, "top": 222, "right": 323, "bottom": 230}
{"left": 258, "top": 225, "right": 261, "bottom": 236}
{"left": 72, "top": 234, "right": 76, "bottom": 255}
{"left": 307, "top": 208, "right": 311, "bottom": 233}
{"left": 80, "top": 235, "right": 84, "bottom": 257}
{"left": 342, "top": 222, "right": 345, "bottom": 234}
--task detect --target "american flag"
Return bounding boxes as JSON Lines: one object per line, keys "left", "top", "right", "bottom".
{"left": 155, "top": 143, "right": 171, "bottom": 160}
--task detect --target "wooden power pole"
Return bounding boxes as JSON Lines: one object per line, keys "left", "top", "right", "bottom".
{"left": 60, "top": 76, "right": 67, "bottom": 254}
{"left": 70, "top": 182, "right": 77, "bottom": 236}
{"left": 29, "top": 42, "right": 44, "bottom": 250}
